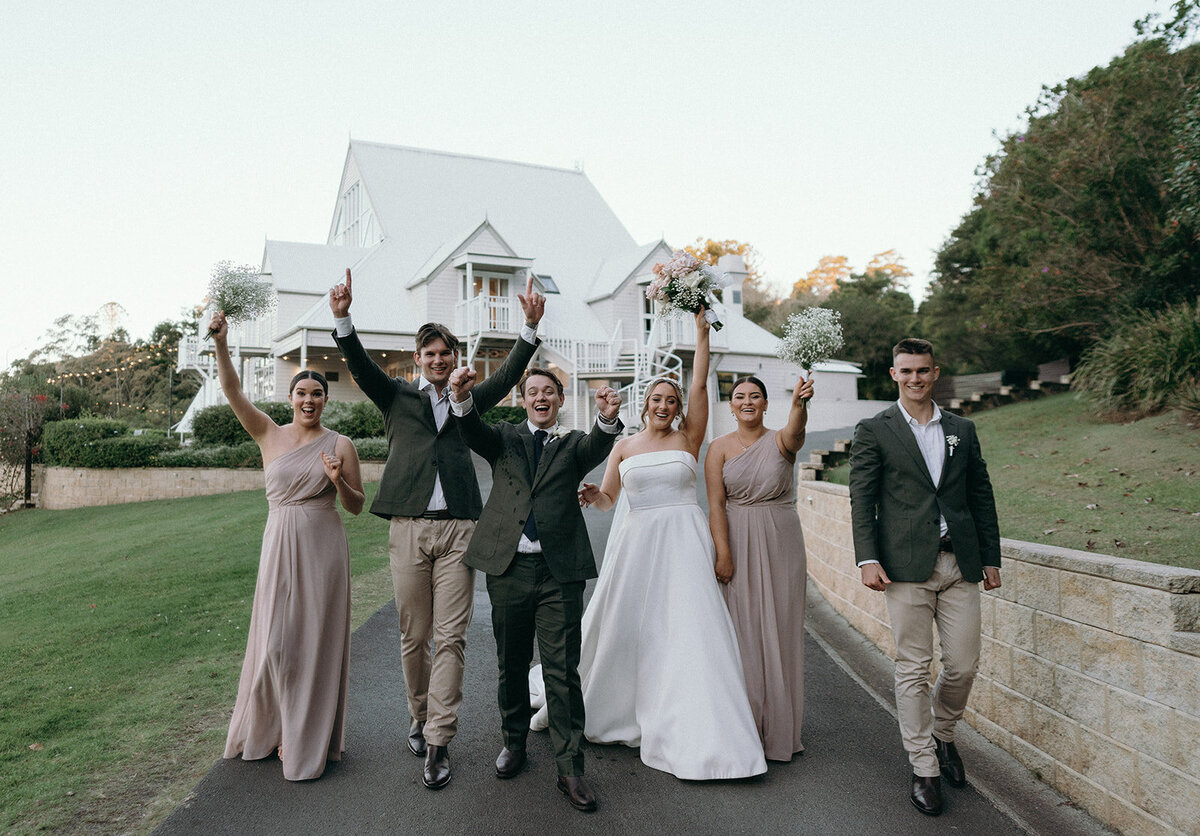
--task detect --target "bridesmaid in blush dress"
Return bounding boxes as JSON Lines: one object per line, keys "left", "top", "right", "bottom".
{"left": 705, "top": 373, "right": 813, "bottom": 762}
{"left": 208, "top": 311, "right": 366, "bottom": 781}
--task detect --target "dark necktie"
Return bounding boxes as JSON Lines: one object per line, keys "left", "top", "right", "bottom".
{"left": 522, "top": 429, "right": 548, "bottom": 542}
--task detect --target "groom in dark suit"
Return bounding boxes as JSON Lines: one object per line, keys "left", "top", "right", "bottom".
{"left": 848, "top": 338, "right": 1001, "bottom": 817}
{"left": 449, "top": 366, "right": 621, "bottom": 813}
{"left": 330, "top": 269, "right": 542, "bottom": 790}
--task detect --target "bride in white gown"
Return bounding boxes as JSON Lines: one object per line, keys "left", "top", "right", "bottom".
{"left": 533, "top": 310, "right": 766, "bottom": 780}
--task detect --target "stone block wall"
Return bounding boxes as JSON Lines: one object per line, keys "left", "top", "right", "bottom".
{"left": 797, "top": 479, "right": 1200, "bottom": 836}
{"left": 40, "top": 463, "right": 386, "bottom": 510}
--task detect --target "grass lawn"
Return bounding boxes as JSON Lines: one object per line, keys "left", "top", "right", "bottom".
{"left": 821, "top": 394, "right": 1200, "bottom": 570}
{"left": 0, "top": 484, "right": 393, "bottom": 835}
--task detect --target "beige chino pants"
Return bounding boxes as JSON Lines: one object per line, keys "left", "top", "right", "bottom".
{"left": 389, "top": 516, "right": 476, "bottom": 747}
{"left": 884, "top": 549, "right": 981, "bottom": 778}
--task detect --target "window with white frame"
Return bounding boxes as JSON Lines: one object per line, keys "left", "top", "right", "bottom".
{"left": 332, "top": 181, "right": 379, "bottom": 247}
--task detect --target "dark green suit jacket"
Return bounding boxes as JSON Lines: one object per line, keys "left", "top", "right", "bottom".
{"left": 454, "top": 409, "right": 620, "bottom": 583}
{"left": 333, "top": 328, "right": 538, "bottom": 520}
{"left": 848, "top": 403, "right": 1001, "bottom": 583}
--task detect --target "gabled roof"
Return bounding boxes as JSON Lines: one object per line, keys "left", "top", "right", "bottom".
{"left": 407, "top": 218, "right": 522, "bottom": 288}
{"left": 585, "top": 240, "right": 672, "bottom": 302}
{"left": 263, "top": 240, "right": 373, "bottom": 294}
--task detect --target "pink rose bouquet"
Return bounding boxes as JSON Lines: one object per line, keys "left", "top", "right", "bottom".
{"left": 645, "top": 250, "right": 725, "bottom": 330}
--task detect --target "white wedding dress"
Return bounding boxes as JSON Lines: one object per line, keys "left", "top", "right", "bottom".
{"left": 532, "top": 450, "right": 766, "bottom": 780}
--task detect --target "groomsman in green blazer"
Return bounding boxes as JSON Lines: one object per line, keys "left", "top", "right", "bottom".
{"left": 449, "top": 366, "right": 622, "bottom": 813}
{"left": 329, "top": 269, "right": 543, "bottom": 790}
{"left": 848, "top": 338, "right": 1002, "bottom": 817}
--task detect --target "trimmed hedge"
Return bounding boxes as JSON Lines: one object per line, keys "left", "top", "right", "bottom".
{"left": 155, "top": 441, "right": 262, "bottom": 468}
{"left": 353, "top": 437, "right": 389, "bottom": 461}
{"left": 43, "top": 419, "right": 180, "bottom": 467}
{"left": 327, "top": 400, "right": 384, "bottom": 439}
{"left": 483, "top": 406, "right": 526, "bottom": 425}
{"left": 191, "top": 402, "right": 294, "bottom": 446}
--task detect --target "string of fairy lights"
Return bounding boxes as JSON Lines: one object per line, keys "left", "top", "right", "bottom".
{"left": 44, "top": 339, "right": 176, "bottom": 386}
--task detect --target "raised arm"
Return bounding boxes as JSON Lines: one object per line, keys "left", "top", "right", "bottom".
{"left": 776, "top": 375, "right": 814, "bottom": 459}
{"left": 679, "top": 310, "right": 710, "bottom": 454}
{"left": 448, "top": 366, "right": 503, "bottom": 462}
{"left": 330, "top": 268, "right": 397, "bottom": 411}
{"left": 209, "top": 311, "right": 277, "bottom": 444}
{"left": 704, "top": 440, "right": 734, "bottom": 584}
{"left": 579, "top": 439, "right": 625, "bottom": 512}
{"left": 471, "top": 273, "right": 544, "bottom": 413}
{"left": 323, "top": 435, "right": 365, "bottom": 515}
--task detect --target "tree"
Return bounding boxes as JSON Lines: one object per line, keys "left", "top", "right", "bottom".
{"left": 925, "top": 37, "right": 1200, "bottom": 371}
{"left": 793, "top": 256, "right": 850, "bottom": 301}
{"left": 821, "top": 263, "right": 917, "bottom": 399}
{"left": 683, "top": 238, "right": 763, "bottom": 284}
{"left": 0, "top": 381, "right": 54, "bottom": 508}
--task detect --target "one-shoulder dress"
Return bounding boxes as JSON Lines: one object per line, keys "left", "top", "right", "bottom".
{"left": 579, "top": 449, "right": 766, "bottom": 779}
{"left": 223, "top": 430, "right": 351, "bottom": 781}
{"left": 721, "top": 429, "right": 807, "bottom": 761}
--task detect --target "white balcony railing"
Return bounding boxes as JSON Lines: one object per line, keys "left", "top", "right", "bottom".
{"left": 456, "top": 295, "right": 518, "bottom": 336}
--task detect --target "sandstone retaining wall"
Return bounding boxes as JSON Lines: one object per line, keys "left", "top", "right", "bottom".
{"left": 797, "top": 479, "right": 1200, "bottom": 836}
{"left": 40, "top": 463, "right": 387, "bottom": 510}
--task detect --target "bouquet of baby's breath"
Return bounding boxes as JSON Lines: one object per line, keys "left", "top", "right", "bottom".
{"left": 777, "top": 307, "right": 844, "bottom": 372}
{"left": 205, "top": 260, "right": 276, "bottom": 338}
{"left": 646, "top": 250, "right": 726, "bottom": 330}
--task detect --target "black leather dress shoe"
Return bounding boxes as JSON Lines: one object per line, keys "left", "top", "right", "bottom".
{"left": 557, "top": 775, "right": 598, "bottom": 812}
{"left": 936, "top": 738, "right": 966, "bottom": 788}
{"left": 911, "top": 774, "right": 943, "bottom": 816}
{"left": 407, "top": 720, "right": 426, "bottom": 757}
{"left": 423, "top": 745, "right": 451, "bottom": 790}
{"left": 495, "top": 747, "right": 527, "bottom": 779}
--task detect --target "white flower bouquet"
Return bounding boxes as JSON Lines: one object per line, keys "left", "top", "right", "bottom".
{"left": 777, "top": 306, "right": 844, "bottom": 372}
{"left": 645, "top": 250, "right": 725, "bottom": 331}
{"left": 205, "top": 260, "right": 277, "bottom": 338}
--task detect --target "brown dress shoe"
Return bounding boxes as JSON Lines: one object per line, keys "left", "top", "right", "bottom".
{"left": 936, "top": 738, "right": 966, "bottom": 788}
{"left": 557, "top": 775, "right": 598, "bottom": 812}
{"left": 911, "top": 774, "right": 943, "bottom": 816}
{"left": 407, "top": 720, "right": 426, "bottom": 757}
{"left": 495, "top": 747, "right": 527, "bottom": 779}
{"left": 423, "top": 745, "right": 451, "bottom": 790}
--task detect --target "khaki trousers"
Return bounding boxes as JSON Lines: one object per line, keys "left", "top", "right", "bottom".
{"left": 884, "top": 549, "right": 981, "bottom": 777}
{"left": 389, "top": 516, "right": 476, "bottom": 747}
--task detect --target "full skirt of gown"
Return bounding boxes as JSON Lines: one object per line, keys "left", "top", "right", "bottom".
{"left": 721, "top": 430, "right": 806, "bottom": 761}
{"left": 576, "top": 449, "right": 766, "bottom": 779}
{"left": 223, "top": 430, "right": 351, "bottom": 781}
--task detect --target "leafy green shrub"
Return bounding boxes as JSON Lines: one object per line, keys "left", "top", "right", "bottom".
{"left": 483, "top": 406, "right": 526, "bottom": 425}
{"left": 353, "top": 437, "right": 389, "bottom": 460}
{"left": 1073, "top": 299, "right": 1200, "bottom": 417}
{"left": 191, "top": 401, "right": 294, "bottom": 446}
{"left": 327, "top": 400, "right": 384, "bottom": 439}
{"left": 43, "top": 418, "right": 130, "bottom": 465}
{"left": 154, "top": 441, "right": 263, "bottom": 468}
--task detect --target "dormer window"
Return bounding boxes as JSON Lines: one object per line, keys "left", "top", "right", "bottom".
{"left": 534, "top": 273, "right": 560, "bottom": 294}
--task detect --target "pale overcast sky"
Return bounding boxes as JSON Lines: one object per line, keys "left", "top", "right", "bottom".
{"left": 1, "top": 0, "right": 1167, "bottom": 366}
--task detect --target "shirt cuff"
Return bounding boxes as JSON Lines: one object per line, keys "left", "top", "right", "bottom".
{"left": 856, "top": 559, "right": 881, "bottom": 567}
{"left": 596, "top": 413, "right": 620, "bottom": 434}
{"left": 334, "top": 315, "right": 353, "bottom": 337}
{"left": 520, "top": 323, "right": 538, "bottom": 345}
{"left": 449, "top": 394, "right": 475, "bottom": 416}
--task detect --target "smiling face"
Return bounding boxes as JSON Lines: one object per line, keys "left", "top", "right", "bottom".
{"left": 522, "top": 372, "right": 563, "bottom": 429}
{"left": 890, "top": 351, "right": 940, "bottom": 412}
{"left": 730, "top": 380, "right": 767, "bottom": 427}
{"left": 289, "top": 378, "right": 327, "bottom": 427}
{"left": 642, "top": 381, "right": 682, "bottom": 430}
{"left": 414, "top": 337, "right": 457, "bottom": 388}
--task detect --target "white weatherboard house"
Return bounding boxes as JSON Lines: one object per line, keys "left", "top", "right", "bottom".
{"left": 178, "top": 141, "right": 879, "bottom": 437}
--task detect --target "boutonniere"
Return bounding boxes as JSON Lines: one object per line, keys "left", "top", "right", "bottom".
{"left": 551, "top": 426, "right": 572, "bottom": 441}
{"left": 946, "top": 434, "right": 960, "bottom": 457}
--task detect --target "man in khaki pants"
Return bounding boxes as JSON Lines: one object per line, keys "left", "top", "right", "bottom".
{"left": 848, "top": 338, "right": 1001, "bottom": 817}
{"left": 330, "top": 269, "right": 544, "bottom": 789}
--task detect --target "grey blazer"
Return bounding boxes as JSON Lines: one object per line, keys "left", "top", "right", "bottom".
{"left": 848, "top": 403, "right": 1001, "bottom": 583}
{"left": 333, "top": 327, "right": 538, "bottom": 520}
{"left": 454, "top": 410, "right": 620, "bottom": 583}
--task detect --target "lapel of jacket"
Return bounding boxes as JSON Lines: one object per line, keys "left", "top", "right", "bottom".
{"left": 533, "top": 430, "right": 567, "bottom": 488}
{"left": 935, "top": 411, "right": 961, "bottom": 491}
{"left": 517, "top": 423, "right": 538, "bottom": 484}
{"left": 880, "top": 403, "right": 937, "bottom": 490}
{"left": 414, "top": 381, "right": 439, "bottom": 434}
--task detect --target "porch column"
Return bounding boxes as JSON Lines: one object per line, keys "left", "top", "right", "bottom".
{"left": 300, "top": 330, "right": 308, "bottom": 369}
